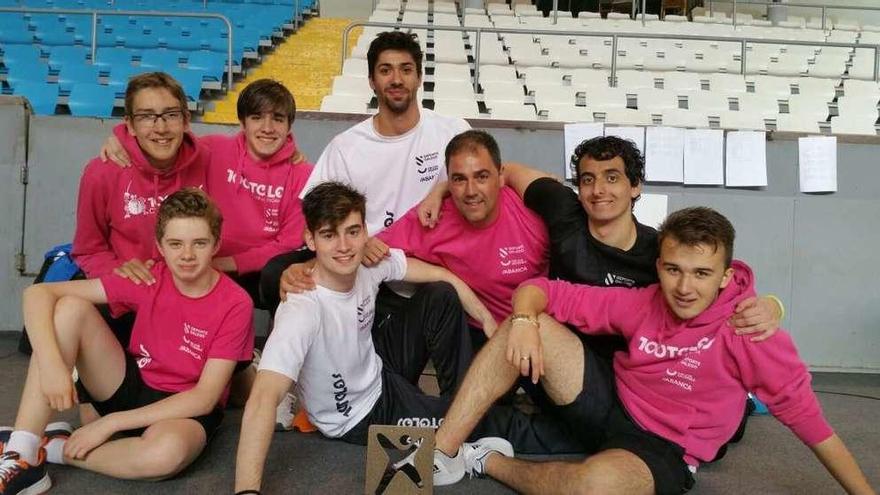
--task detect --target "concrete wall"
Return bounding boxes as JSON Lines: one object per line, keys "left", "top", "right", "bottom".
{"left": 0, "top": 103, "right": 877, "bottom": 372}
{"left": 319, "top": 0, "right": 375, "bottom": 19}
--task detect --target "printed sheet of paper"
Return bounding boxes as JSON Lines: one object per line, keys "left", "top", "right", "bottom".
{"left": 725, "top": 131, "right": 767, "bottom": 187}
{"left": 645, "top": 126, "right": 684, "bottom": 183}
{"left": 563, "top": 122, "right": 604, "bottom": 179}
{"left": 798, "top": 136, "right": 837, "bottom": 193}
{"left": 683, "top": 129, "right": 724, "bottom": 185}
{"left": 633, "top": 193, "right": 668, "bottom": 229}
{"left": 605, "top": 126, "right": 645, "bottom": 156}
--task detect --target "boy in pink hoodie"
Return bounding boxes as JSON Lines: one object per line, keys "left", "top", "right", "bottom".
{"left": 431, "top": 207, "right": 874, "bottom": 494}
{"left": 72, "top": 72, "right": 208, "bottom": 285}
{"left": 100, "top": 79, "right": 313, "bottom": 308}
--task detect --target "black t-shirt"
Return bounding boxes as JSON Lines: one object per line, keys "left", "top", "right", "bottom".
{"left": 523, "top": 178, "right": 659, "bottom": 288}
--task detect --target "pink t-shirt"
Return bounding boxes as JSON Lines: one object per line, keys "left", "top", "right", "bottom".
{"left": 379, "top": 186, "right": 549, "bottom": 327}
{"left": 101, "top": 263, "right": 254, "bottom": 403}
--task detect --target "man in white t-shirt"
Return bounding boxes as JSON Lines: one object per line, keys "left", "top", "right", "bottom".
{"left": 261, "top": 30, "right": 471, "bottom": 305}
{"left": 260, "top": 33, "right": 475, "bottom": 427}
{"left": 233, "top": 182, "right": 504, "bottom": 493}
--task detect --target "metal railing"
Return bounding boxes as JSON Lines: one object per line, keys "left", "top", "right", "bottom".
{"left": 706, "top": 0, "right": 880, "bottom": 31}
{"left": 341, "top": 21, "right": 880, "bottom": 91}
{"left": 0, "top": 7, "right": 234, "bottom": 89}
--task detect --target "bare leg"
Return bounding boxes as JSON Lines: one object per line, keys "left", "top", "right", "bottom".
{"left": 485, "top": 449, "right": 654, "bottom": 495}
{"left": 14, "top": 296, "right": 126, "bottom": 435}
{"left": 64, "top": 418, "right": 206, "bottom": 480}
{"left": 434, "top": 314, "right": 586, "bottom": 456}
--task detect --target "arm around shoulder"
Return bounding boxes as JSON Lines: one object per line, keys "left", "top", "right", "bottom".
{"left": 502, "top": 162, "right": 553, "bottom": 199}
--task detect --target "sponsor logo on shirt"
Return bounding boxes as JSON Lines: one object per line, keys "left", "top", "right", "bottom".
{"left": 136, "top": 344, "right": 152, "bottom": 369}
{"left": 604, "top": 272, "right": 636, "bottom": 287}
{"left": 226, "top": 169, "right": 284, "bottom": 233}
{"left": 637, "top": 335, "right": 715, "bottom": 359}
{"left": 356, "top": 295, "right": 374, "bottom": 331}
{"left": 415, "top": 152, "right": 440, "bottom": 183}
{"left": 663, "top": 368, "right": 696, "bottom": 391}
{"left": 331, "top": 373, "right": 352, "bottom": 417}
{"left": 122, "top": 182, "right": 165, "bottom": 219}
{"left": 396, "top": 417, "right": 443, "bottom": 428}
{"left": 179, "top": 322, "right": 208, "bottom": 360}
{"left": 499, "top": 244, "right": 529, "bottom": 276}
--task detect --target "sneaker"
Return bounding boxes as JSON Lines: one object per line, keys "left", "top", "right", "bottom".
{"left": 432, "top": 447, "right": 466, "bottom": 487}
{"left": 0, "top": 450, "right": 51, "bottom": 495}
{"left": 275, "top": 392, "right": 299, "bottom": 431}
{"left": 462, "top": 437, "right": 514, "bottom": 479}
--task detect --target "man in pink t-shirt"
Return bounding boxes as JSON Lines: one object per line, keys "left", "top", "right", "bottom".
{"left": 0, "top": 189, "right": 253, "bottom": 495}
{"left": 431, "top": 207, "right": 873, "bottom": 495}
{"left": 375, "top": 130, "right": 550, "bottom": 349}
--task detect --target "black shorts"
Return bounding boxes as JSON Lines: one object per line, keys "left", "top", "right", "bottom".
{"left": 76, "top": 354, "right": 223, "bottom": 440}
{"left": 552, "top": 342, "right": 696, "bottom": 495}
{"left": 339, "top": 368, "right": 450, "bottom": 445}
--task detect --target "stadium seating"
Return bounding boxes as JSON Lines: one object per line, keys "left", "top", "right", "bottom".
{"left": 1, "top": 0, "right": 316, "bottom": 116}
{"left": 314, "top": 1, "right": 880, "bottom": 136}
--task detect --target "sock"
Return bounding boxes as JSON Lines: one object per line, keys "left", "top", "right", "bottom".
{"left": 44, "top": 437, "right": 67, "bottom": 465}
{"left": 6, "top": 431, "right": 40, "bottom": 464}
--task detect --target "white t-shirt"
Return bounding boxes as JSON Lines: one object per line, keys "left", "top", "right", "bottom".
{"left": 302, "top": 108, "right": 471, "bottom": 236}
{"left": 258, "top": 249, "right": 408, "bottom": 438}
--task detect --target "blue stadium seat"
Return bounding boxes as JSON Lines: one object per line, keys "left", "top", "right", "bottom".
{"left": 12, "top": 81, "right": 59, "bottom": 115}
{"left": 58, "top": 63, "right": 101, "bottom": 92}
{"left": 1, "top": 44, "right": 42, "bottom": 65}
{"left": 166, "top": 67, "right": 205, "bottom": 100}
{"left": 4, "top": 59, "right": 49, "bottom": 90}
{"left": 35, "top": 29, "right": 83, "bottom": 46}
{"left": 93, "top": 47, "right": 136, "bottom": 68}
{"left": 68, "top": 82, "right": 117, "bottom": 117}
{"left": 0, "top": 26, "right": 35, "bottom": 44}
{"left": 140, "top": 49, "right": 182, "bottom": 70}
{"left": 47, "top": 45, "right": 90, "bottom": 70}
{"left": 186, "top": 50, "right": 227, "bottom": 82}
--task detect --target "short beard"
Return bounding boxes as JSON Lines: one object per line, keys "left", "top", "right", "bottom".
{"left": 380, "top": 93, "right": 413, "bottom": 115}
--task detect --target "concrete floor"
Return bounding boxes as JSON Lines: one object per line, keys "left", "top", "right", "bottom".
{"left": 0, "top": 332, "right": 877, "bottom": 494}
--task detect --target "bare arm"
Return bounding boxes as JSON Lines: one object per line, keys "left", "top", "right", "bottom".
{"left": 235, "top": 370, "right": 294, "bottom": 492}
{"left": 64, "top": 358, "right": 237, "bottom": 459}
{"left": 730, "top": 294, "right": 784, "bottom": 342}
{"left": 403, "top": 258, "right": 496, "bottom": 335}
{"left": 22, "top": 280, "right": 109, "bottom": 411}
{"left": 417, "top": 180, "right": 449, "bottom": 228}
{"left": 502, "top": 162, "right": 554, "bottom": 198}
{"left": 507, "top": 283, "right": 551, "bottom": 383}
{"left": 810, "top": 434, "right": 875, "bottom": 495}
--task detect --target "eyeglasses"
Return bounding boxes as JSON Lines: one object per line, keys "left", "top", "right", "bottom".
{"left": 131, "top": 109, "right": 185, "bottom": 126}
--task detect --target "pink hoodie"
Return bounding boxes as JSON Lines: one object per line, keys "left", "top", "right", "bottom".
{"left": 72, "top": 124, "right": 207, "bottom": 278}
{"left": 525, "top": 261, "right": 833, "bottom": 467}
{"left": 202, "top": 132, "right": 313, "bottom": 274}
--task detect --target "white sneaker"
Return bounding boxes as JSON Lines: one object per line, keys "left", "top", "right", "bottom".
{"left": 432, "top": 447, "right": 465, "bottom": 487}
{"left": 462, "top": 437, "right": 513, "bottom": 479}
{"left": 274, "top": 392, "right": 298, "bottom": 432}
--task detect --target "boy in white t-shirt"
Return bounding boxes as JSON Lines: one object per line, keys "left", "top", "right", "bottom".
{"left": 0, "top": 189, "right": 253, "bottom": 495}
{"left": 233, "top": 182, "right": 503, "bottom": 494}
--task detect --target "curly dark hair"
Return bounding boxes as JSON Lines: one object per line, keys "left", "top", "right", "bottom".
{"left": 367, "top": 31, "right": 423, "bottom": 79}
{"left": 570, "top": 135, "right": 645, "bottom": 205}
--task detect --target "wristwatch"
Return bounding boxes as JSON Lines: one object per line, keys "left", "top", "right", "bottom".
{"left": 510, "top": 313, "right": 539, "bottom": 328}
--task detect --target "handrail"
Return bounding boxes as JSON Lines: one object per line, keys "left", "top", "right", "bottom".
{"left": 340, "top": 20, "right": 880, "bottom": 90}
{"left": 706, "top": 0, "right": 880, "bottom": 31}
{"left": 0, "top": 6, "right": 234, "bottom": 90}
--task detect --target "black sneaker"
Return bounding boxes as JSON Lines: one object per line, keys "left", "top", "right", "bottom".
{"left": 0, "top": 450, "right": 51, "bottom": 495}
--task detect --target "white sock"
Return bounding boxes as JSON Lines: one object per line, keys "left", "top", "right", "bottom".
{"left": 6, "top": 431, "right": 40, "bottom": 464}
{"left": 44, "top": 437, "right": 66, "bottom": 465}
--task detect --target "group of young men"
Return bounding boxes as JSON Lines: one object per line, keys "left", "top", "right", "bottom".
{"left": 0, "top": 30, "right": 874, "bottom": 495}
